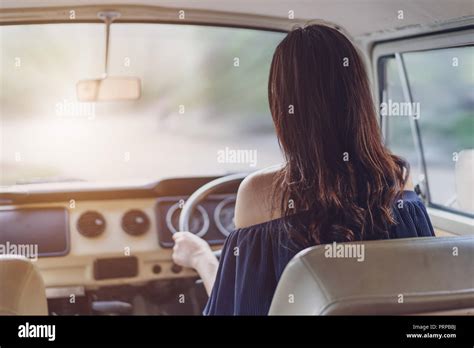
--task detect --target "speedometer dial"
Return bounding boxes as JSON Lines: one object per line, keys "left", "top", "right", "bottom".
{"left": 165, "top": 202, "right": 209, "bottom": 237}
{"left": 214, "top": 197, "right": 236, "bottom": 237}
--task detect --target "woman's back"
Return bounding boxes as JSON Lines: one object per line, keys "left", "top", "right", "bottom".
{"left": 205, "top": 189, "right": 434, "bottom": 315}
{"left": 234, "top": 165, "right": 415, "bottom": 229}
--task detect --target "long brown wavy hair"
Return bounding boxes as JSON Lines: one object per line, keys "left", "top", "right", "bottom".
{"left": 269, "top": 24, "right": 409, "bottom": 244}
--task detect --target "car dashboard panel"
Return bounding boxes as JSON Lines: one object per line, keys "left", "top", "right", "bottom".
{"left": 0, "top": 177, "right": 240, "bottom": 291}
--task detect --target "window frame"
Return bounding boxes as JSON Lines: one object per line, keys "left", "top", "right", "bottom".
{"left": 372, "top": 27, "right": 474, "bottom": 232}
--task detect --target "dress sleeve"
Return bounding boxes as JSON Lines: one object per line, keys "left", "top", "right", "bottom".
{"left": 202, "top": 230, "right": 239, "bottom": 315}
{"left": 390, "top": 191, "right": 435, "bottom": 238}
{"left": 203, "top": 225, "right": 280, "bottom": 315}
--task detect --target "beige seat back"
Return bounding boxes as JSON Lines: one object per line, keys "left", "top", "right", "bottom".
{"left": 0, "top": 255, "right": 48, "bottom": 315}
{"left": 269, "top": 237, "right": 474, "bottom": 315}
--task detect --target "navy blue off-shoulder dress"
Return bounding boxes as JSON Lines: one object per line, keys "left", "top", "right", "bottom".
{"left": 204, "top": 190, "right": 435, "bottom": 315}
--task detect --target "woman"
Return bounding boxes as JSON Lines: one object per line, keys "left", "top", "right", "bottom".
{"left": 172, "top": 24, "right": 435, "bottom": 315}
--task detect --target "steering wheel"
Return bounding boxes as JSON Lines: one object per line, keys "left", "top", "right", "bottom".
{"left": 178, "top": 172, "right": 248, "bottom": 259}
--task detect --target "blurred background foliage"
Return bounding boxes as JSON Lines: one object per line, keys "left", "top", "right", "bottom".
{"left": 0, "top": 24, "right": 284, "bottom": 184}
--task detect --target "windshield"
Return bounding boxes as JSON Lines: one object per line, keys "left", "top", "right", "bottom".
{"left": 0, "top": 23, "right": 285, "bottom": 185}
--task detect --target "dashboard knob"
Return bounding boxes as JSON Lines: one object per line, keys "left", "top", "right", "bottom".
{"left": 77, "top": 211, "right": 106, "bottom": 237}
{"left": 122, "top": 209, "right": 150, "bottom": 236}
{"left": 171, "top": 263, "right": 183, "bottom": 274}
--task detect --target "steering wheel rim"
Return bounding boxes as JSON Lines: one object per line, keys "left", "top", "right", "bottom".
{"left": 178, "top": 173, "right": 248, "bottom": 258}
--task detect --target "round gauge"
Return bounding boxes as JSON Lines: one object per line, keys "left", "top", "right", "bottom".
{"left": 122, "top": 209, "right": 150, "bottom": 236}
{"left": 165, "top": 202, "right": 209, "bottom": 237}
{"left": 214, "top": 197, "right": 236, "bottom": 237}
{"left": 77, "top": 211, "right": 106, "bottom": 237}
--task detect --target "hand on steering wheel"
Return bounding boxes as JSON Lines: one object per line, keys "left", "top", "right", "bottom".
{"left": 172, "top": 231, "right": 213, "bottom": 269}
{"left": 170, "top": 173, "right": 246, "bottom": 294}
{"left": 178, "top": 172, "right": 248, "bottom": 260}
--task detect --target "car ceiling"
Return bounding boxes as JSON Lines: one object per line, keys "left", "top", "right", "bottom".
{"left": 1, "top": 0, "right": 473, "bottom": 38}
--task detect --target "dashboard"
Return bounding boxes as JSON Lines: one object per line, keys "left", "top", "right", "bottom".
{"left": 0, "top": 176, "right": 241, "bottom": 292}
{"left": 73, "top": 193, "right": 236, "bottom": 249}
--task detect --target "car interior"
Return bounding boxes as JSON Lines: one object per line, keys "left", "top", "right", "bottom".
{"left": 0, "top": 0, "right": 473, "bottom": 319}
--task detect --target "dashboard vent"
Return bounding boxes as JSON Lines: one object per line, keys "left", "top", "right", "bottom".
{"left": 122, "top": 210, "right": 150, "bottom": 236}
{"left": 77, "top": 211, "right": 106, "bottom": 237}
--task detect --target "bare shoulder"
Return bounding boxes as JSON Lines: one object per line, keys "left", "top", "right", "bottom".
{"left": 234, "top": 164, "right": 283, "bottom": 229}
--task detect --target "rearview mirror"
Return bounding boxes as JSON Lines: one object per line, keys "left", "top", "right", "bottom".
{"left": 76, "top": 77, "right": 141, "bottom": 102}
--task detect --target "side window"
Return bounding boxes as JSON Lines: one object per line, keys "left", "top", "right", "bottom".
{"left": 381, "top": 57, "right": 421, "bottom": 184}
{"left": 380, "top": 46, "right": 474, "bottom": 215}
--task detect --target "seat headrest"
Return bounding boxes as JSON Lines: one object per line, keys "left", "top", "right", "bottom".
{"left": 0, "top": 255, "right": 48, "bottom": 315}
{"left": 269, "top": 237, "right": 474, "bottom": 315}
